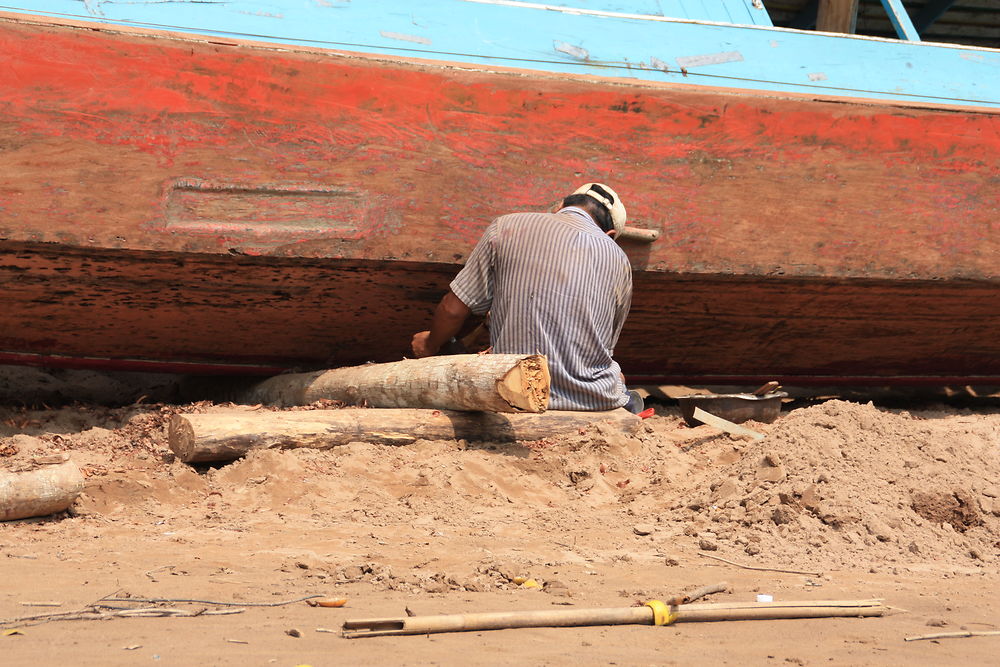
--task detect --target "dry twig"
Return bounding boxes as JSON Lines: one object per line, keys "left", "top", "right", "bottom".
{"left": 99, "top": 594, "right": 323, "bottom": 607}
{"left": 698, "top": 552, "right": 822, "bottom": 577}
{"left": 667, "top": 582, "right": 728, "bottom": 606}
{"left": 1, "top": 592, "right": 320, "bottom": 629}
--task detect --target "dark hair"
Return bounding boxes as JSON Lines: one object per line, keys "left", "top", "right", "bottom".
{"left": 561, "top": 193, "right": 614, "bottom": 233}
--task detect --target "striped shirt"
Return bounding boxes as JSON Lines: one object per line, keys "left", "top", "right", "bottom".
{"left": 450, "top": 207, "right": 632, "bottom": 411}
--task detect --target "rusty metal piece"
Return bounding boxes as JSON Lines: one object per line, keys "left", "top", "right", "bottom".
{"left": 678, "top": 392, "right": 787, "bottom": 427}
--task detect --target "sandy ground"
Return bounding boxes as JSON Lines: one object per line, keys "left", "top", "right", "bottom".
{"left": 1, "top": 374, "right": 999, "bottom": 666}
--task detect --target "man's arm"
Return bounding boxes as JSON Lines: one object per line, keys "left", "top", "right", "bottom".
{"left": 411, "top": 290, "right": 472, "bottom": 358}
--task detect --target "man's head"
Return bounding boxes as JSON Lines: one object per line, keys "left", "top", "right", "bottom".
{"left": 562, "top": 183, "right": 627, "bottom": 237}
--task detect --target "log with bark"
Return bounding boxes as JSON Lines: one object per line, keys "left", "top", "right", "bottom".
{"left": 169, "top": 407, "right": 640, "bottom": 463}
{"left": 239, "top": 354, "right": 549, "bottom": 413}
{"left": 1, "top": 456, "right": 84, "bottom": 521}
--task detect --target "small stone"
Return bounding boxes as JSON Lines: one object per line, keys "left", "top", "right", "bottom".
{"left": 663, "top": 556, "right": 680, "bottom": 566}
{"left": 758, "top": 465, "right": 787, "bottom": 483}
{"left": 908, "top": 542, "right": 921, "bottom": 554}
{"left": 799, "top": 485, "right": 821, "bottom": 512}
{"left": 711, "top": 479, "right": 739, "bottom": 502}
{"left": 926, "top": 618, "right": 948, "bottom": 627}
{"left": 744, "top": 543, "right": 761, "bottom": 556}
{"left": 632, "top": 524, "right": 655, "bottom": 536}
{"left": 771, "top": 506, "right": 797, "bottom": 525}
{"left": 698, "top": 538, "right": 718, "bottom": 551}
{"left": 285, "top": 628, "right": 302, "bottom": 638}
{"left": 543, "top": 580, "right": 572, "bottom": 597}
{"left": 865, "top": 518, "right": 893, "bottom": 542}
{"left": 980, "top": 497, "right": 1000, "bottom": 517}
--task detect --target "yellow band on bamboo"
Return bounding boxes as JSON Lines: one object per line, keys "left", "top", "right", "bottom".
{"left": 644, "top": 599, "right": 677, "bottom": 626}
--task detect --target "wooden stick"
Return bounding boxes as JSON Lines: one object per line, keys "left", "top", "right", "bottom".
{"left": 692, "top": 407, "right": 766, "bottom": 440}
{"left": 169, "top": 407, "right": 639, "bottom": 463}
{"left": 667, "top": 582, "right": 728, "bottom": 606}
{"left": 752, "top": 381, "right": 780, "bottom": 396}
{"left": 905, "top": 630, "right": 1000, "bottom": 642}
{"left": 240, "top": 354, "right": 549, "bottom": 413}
{"left": 342, "top": 599, "right": 885, "bottom": 638}
{"left": 0, "top": 458, "right": 84, "bottom": 521}
{"left": 617, "top": 227, "right": 660, "bottom": 243}
{"left": 698, "top": 552, "right": 823, "bottom": 577}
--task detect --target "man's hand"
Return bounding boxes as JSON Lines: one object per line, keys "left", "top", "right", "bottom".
{"left": 411, "top": 290, "right": 473, "bottom": 359}
{"left": 411, "top": 330, "right": 438, "bottom": 358}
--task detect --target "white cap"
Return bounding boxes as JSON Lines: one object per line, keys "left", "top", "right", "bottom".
{"left": 572, "top": 183, "right": 627, "bottom": 236}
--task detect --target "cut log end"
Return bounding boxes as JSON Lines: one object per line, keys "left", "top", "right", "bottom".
{"left": 497, "top": 355, "right": 550, "bottom": 412}
{"left": 0, "top": 459, "right": 84, "bottom": 521}
{"left": 167, "top": 414, "right": 197, "bottom": 463}
{"left": 244, "top": 354, "right": 551, "bottom": 413}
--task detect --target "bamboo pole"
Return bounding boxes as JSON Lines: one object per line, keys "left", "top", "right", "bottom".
{"left": 905, "top": 630, "right": 1000, "bottom": 642}
{"left": 673, "top": 599, "right": 884, "bottom": 623}
{"left": 239, "top": 354, "right": 549, "bottom": 413}
{"left": 169, "top": 407, "right": 640, "bottom": 463}
{"left": 0, "top": 458, "right": 84, "bottom": 521}
{"left": 342, "top": 599, "right": 886, "bottom": 638}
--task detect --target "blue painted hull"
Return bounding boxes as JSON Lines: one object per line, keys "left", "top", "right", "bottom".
{"left": 6, "top": 0, "right": 1000, "bottom": 108}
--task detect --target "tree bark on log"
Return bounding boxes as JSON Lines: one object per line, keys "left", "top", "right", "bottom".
{"left": 169, "top": 407, "right": 640, "bottom": 463}
{"left": 0, "top": 458, "right": 84, "bottom": 521}
{"left": 239, "top": 354, "right": 549, "bottom": 413}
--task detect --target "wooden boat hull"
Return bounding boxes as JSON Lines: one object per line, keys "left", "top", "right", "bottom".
{"left": 3, "top": 240, "right": 996, "bottom": 384}
{"left": 0, "top": 14, "right": 997, "bottom": 384}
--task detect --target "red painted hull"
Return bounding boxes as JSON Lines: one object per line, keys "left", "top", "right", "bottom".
{"left": 1, "top": 14, "right": 998, "bottom": 383}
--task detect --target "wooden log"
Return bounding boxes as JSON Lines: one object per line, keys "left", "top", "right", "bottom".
{"left": 169, "top": 407, "right": 640, "bottom": 463}
{"left": 239, "top": 354, "right": 549, "bottom": 413}
{"left": 342, "top": 599, "right": 887, "bottom": 638}
{"left": 0, "top": 457, "right": 84, "bottom": 521}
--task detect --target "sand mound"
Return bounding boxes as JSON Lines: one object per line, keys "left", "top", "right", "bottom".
{"left": 2, "top": 398, "right": 998, "bottom": 576}
{"left": 666, "top": 400, "right": 1000, "bottom": 568}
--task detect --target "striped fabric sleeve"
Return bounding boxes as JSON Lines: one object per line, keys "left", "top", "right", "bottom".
{"left": 610, "top": 258, "right": 633, "bottom": 352}
{"left": 449, "top": 220, "right": 498, "bottom": 316}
